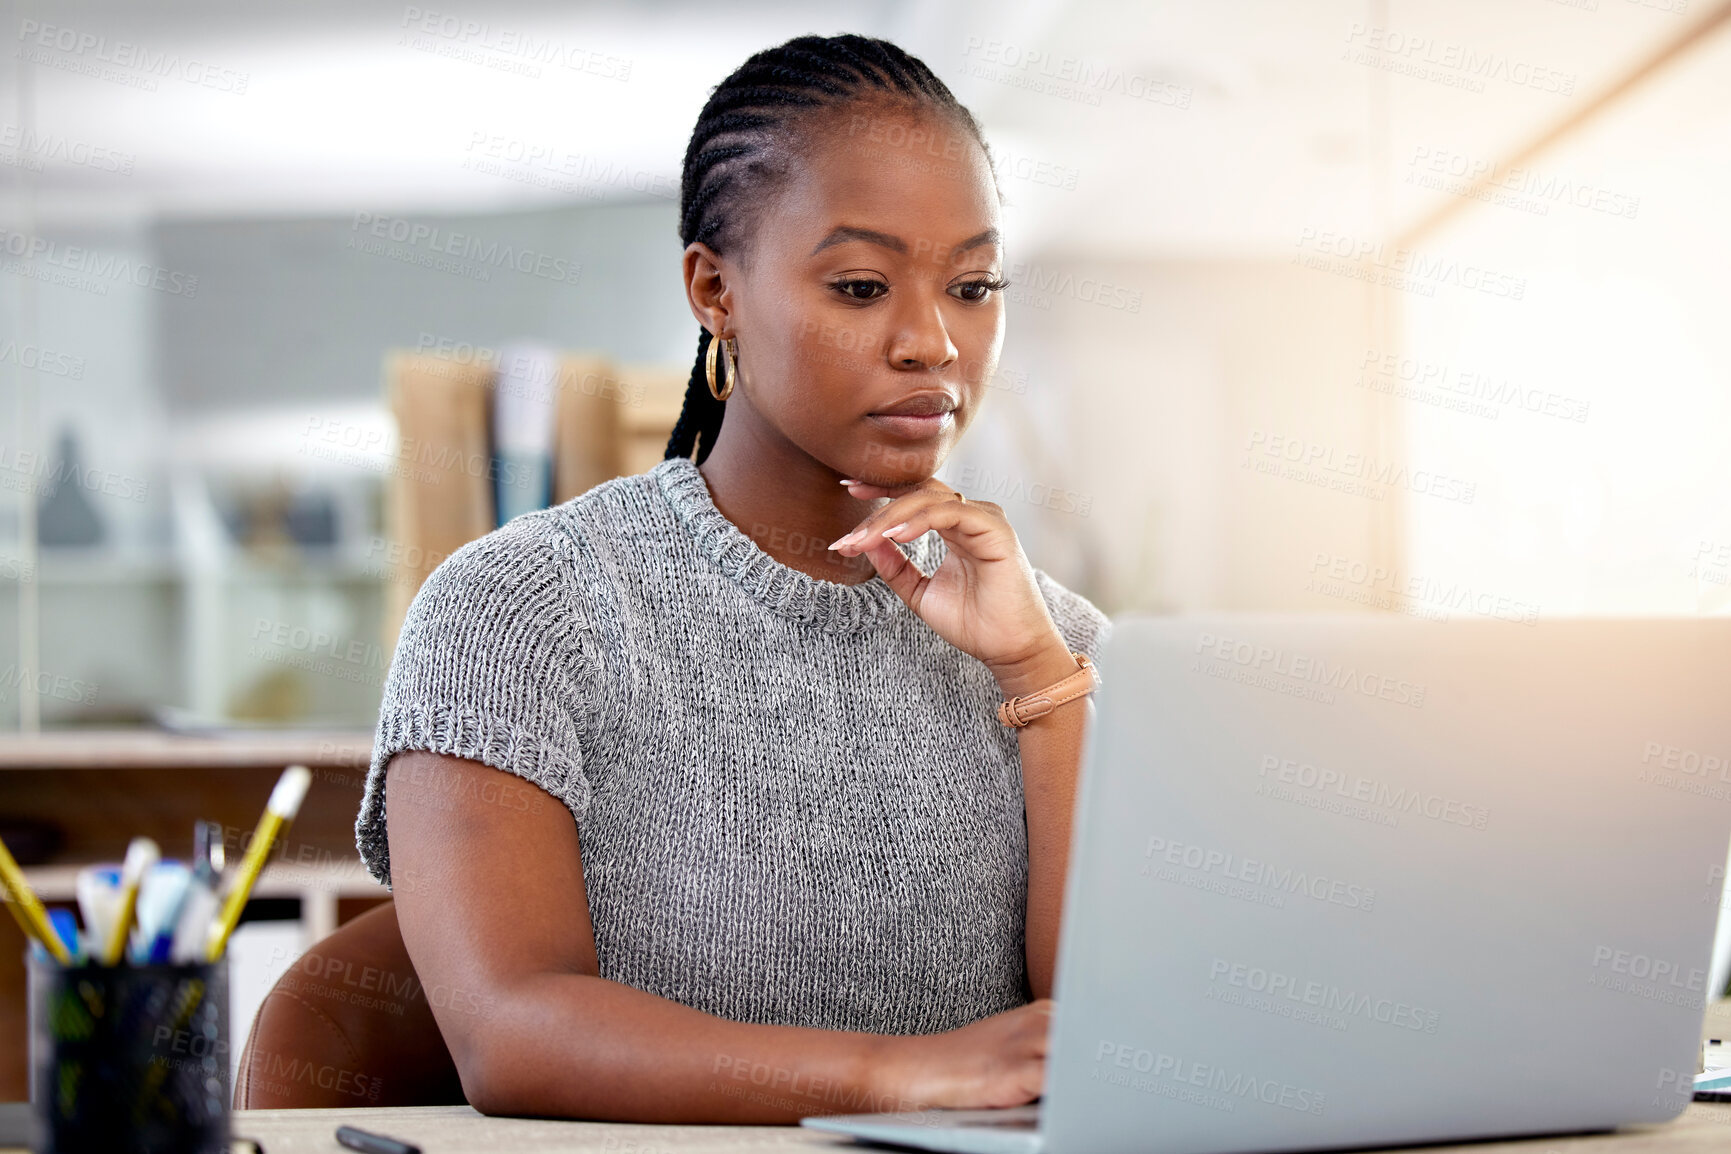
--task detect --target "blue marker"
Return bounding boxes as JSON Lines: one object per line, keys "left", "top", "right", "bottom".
{"left": 136, "top": 862, "right": 193, "bottom": 964}
{"left": 47, "top": 908, "right": 81, "bottom": 963}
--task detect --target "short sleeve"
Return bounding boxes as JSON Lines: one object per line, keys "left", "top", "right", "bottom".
{"left": 355, "top": 515, "right": 596, "bottom": 887}
{"left": 1034, "top": 569, "right": 1113, "bottom": 670}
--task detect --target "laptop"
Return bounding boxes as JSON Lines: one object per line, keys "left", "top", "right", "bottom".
{"left": 805, "top": 615, "right": 1731, "bottom": 1154}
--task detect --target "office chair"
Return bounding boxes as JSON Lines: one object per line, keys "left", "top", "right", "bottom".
{"left": 233, "top": 900, "right": 467, "bottom": 1108}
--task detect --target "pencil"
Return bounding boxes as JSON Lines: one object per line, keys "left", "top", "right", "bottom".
{"left": 99, "top": 838, "right": 160, "bottom": 966}
{"left": 0, "top": 834, "right": 72, "bottom": 965}
{"left": 205, "top": 765, "right": 313, "bottom": 961}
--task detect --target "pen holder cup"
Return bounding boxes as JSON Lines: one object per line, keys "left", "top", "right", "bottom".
{"left": 27, "top": 954, "right": 231, "bottom": 1154}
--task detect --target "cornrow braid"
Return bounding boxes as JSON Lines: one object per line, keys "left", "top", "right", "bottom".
{"left": 663, "top": 33, "right": 991, "bottom": 464}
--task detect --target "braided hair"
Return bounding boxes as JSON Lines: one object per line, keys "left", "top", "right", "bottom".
{"left": 664, "top": 34, "right": 992, "bottom": 464}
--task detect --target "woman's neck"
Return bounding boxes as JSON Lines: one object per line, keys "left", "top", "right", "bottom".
{"left": 696, "top": 413, "right": 884, "bottom": 587}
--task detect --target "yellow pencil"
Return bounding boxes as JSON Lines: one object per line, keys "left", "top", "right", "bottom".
{"left": 0, "top": 834, "right": 72, "bottom": 965}
{"left": 100, "top": 838, "right": 160, "bottom": 966}
{"left": 205, "top": 765, "right": 312, "bottom": 961}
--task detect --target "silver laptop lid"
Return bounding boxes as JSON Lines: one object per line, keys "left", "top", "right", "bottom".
{"left": 1044, "top": 615, "right": 1731, "bottom": 1154}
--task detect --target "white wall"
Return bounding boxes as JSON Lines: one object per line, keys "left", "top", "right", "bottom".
{"left": 951, "top": 256, "right": 1388, "bottom": 617}
{"left": 1401, "top": 14, "right": 1731, "bottom": 618}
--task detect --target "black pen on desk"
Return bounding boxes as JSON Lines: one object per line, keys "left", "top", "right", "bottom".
{"left": 336, "top": 1124, "right": 421, "bottom": 1154}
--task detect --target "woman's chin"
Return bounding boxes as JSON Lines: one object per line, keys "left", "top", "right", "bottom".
{"left": 849, "top": 437, "right": 951, "bottom": 485}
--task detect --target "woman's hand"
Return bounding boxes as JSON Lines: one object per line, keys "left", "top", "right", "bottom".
{"left": 874, "top": 999, "right": 1053, "bottom": 1111}
{"left": 828, "top": 477, "right": 1072, "bottom": 694}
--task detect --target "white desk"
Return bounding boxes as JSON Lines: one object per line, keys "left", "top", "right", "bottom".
{"left": 215, "top": 1103, "right": 1731, "bottom": 1154}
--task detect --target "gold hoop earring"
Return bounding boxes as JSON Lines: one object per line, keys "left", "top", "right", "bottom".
{"left": 705, "top": 334, "right": 736, "bottom": 402}
{"left": 720, "top": 338, "right": 737, "bottom": 401}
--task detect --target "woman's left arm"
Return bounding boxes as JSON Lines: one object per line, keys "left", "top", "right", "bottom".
{"left": 830, "top": 478, "right": 1096, "bottom": 999}
{"left": 990, "top": 647, "right": 1094, "bottom": 998}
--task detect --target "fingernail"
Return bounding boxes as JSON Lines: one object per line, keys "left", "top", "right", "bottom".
{"left": 879, "top": 522, "right": 909, "bottom": 540}
{"left": 828, "top": 529, "right": 863, "bottom": 550}
{"left": 840, "top": 479, "right": 857, "bottom": 486}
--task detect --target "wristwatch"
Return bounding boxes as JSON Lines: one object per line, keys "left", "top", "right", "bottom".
{"left": 997, "top": 651, "right": 1101, "bottom": 728}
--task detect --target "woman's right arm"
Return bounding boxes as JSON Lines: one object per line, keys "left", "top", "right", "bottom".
{"left": 385, "top": 749, "right": 1050, "bottom": 1122}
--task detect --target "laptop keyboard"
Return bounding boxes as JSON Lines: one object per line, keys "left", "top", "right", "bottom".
{"left": 953, "top": 1110, "right": 1041, "bottom": 1130}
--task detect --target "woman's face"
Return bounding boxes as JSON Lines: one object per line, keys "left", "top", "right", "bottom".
{"left": 715, "top": 102, "right": 1005, "bottom": 486}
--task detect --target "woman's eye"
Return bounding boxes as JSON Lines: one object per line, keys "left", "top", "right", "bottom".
{"left": 834, "top": 279, "right": 888, "bottom": 301}
{"left": 951, "top": 277, "right": 1009, "bottom": 303}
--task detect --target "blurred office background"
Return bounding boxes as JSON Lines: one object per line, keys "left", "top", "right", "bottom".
{"left": 4, "top": 0, "right": 1729, "bottom": 735}
{"left": 1, "top": 0, "right": 1729, "bottom": 1092}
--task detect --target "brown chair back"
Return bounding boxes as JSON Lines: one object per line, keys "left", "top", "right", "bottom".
{"left": 233, "top": 900, "right": 466, "bottom": 1108}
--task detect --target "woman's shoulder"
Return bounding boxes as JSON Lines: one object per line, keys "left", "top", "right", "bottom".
{"left": 420, "top": 465, "right": 675, "bottom": 594}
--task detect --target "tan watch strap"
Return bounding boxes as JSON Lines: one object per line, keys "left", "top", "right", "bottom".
{"left": 998, "top": 652, "right": 1101, "bottom": 728}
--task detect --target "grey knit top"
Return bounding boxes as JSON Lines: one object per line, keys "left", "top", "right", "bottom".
{"left": 356, "top": 455, "right": 1110, "bottom": 1036}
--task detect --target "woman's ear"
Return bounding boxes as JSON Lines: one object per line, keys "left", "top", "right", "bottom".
{"left": 683, "top": 242, "right": 733, "bottom": 338}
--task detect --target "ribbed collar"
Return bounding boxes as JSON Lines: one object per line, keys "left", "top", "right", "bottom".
{"left": 652, "top": 456, "right": 938, "bottom": 634}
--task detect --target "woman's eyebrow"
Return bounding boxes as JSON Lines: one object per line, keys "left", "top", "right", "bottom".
{"left": 809, "top": 227, "right": 1001, "bottom": 257}
{"left": 954, "top": 228, "right": 1001, "bottom": 253}
{"left": 811, "top": 226, "right": 907, "bottom": 255}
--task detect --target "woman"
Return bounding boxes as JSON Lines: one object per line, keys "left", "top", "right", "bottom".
{"left": 356, "top": 33, "right": 1110, "bottom": 1122}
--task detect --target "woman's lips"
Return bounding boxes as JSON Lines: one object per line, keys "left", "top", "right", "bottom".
{"left": 867, "top": 411, "right": 954, "bottom": 439}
